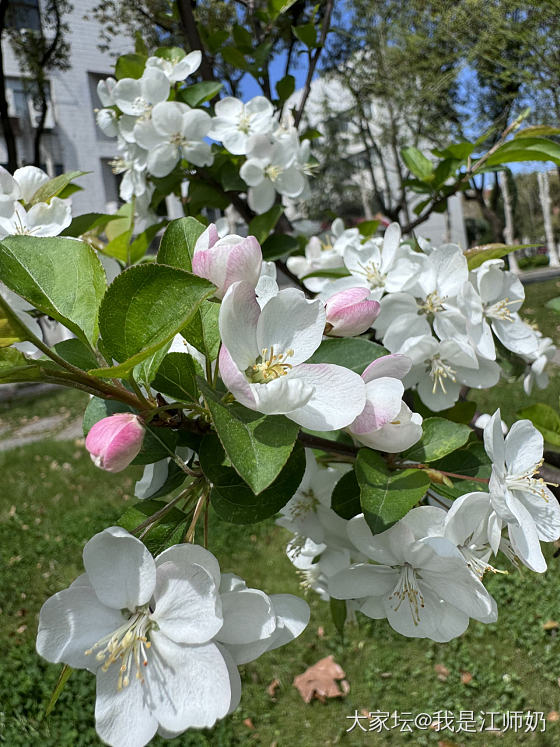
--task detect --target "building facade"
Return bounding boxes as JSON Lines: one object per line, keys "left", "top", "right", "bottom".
{"left": 0, "top": 0, "right": 131, "bottom": 214}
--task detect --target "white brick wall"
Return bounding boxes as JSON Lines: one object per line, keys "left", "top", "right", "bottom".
{"left": 0, "top": 0, "right": 132, "bottom": 213}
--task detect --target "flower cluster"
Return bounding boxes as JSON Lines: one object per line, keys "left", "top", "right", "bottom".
{"left": 97, "top": 51, "right": 310, "bottom": 216}
{"left": 288, "top": 219, "right": 555, "bottom": 410}
{"left": 280, "top": 412, "right": 560, "bottom": 642}
{"left": 0, "top": 165, "right": 71, "bottom": 238}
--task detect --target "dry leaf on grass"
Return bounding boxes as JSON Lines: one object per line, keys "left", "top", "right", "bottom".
{"left": 460, "top": 671, "right": 473, "bottom": 685}
{"left": 434, "top": 663, "right": 450, "bottom": 681}
{"left": 267, "top": 678, "right": 280, "bottom": 698}
{"left": 293, "top": 655, "right": 350, "bottom": 703}
{"left": 542, "top": 620, "right": 559, "bottom": 630}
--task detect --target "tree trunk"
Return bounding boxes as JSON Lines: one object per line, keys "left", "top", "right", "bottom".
{"left": 499, "top": 170, "right": 520, "bottom": 273}
{"left": 175, "top": 0, "right": 214, "bottom": 82}
{"left": 32, "top": 93, "right": 48, "bottom": 167}
{"left": 537, "top": 169, "right": 560, "bottom": 267}
{"left": 0, "top": 0, "right": 18, "bottom": 172}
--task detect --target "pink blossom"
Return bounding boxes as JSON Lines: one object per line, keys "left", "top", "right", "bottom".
{"left": 325, "top": 287, "right": 380, "bottom": 337}
{"left": 191, "top": 224, "right": 262, "bottom": 299}
{"left": 85, "top": 413, "right": 144, "bottom": 473}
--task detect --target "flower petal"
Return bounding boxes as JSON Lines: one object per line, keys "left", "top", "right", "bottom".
{"left": 217, "top": 588, "right": 276, "bottom": 645}
{"left": 83, "top": 527, "right": 157, "bottom": 611}
{"left": 219, "top": 280, "right": 261, "bottom": 370}
{"left": 95, "top": 666, "right": 158, "bottom": 747}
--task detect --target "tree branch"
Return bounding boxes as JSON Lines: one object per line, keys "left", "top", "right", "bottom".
{"left": 294, "top": 0, "right": 334, "bottom": 128}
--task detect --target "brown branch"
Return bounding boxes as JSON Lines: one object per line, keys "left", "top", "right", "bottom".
{"left": 175, "top": 0, "right": 214, "bottom": 82}
{"left": 294, "top": 0, "right": 334, "bottom": 128}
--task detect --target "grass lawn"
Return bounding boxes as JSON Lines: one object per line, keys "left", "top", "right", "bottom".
{"left": 1, "top": 278, "right": 560, "bottom": 746}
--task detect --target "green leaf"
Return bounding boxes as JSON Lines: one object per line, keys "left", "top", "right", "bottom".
{"left": 356, "top": 449, "right": 430, "bottom": 534}
{"left": 153, "top": 352, "right": 198, "bottom": 402}
{"left": 401, "top": 147, "right": 434, "bottom": 181}
{"left": 248, "top": 205, "right": 284, "bottom": 243}
{"left": 0, "top": 235, "right": 106, "bottom": 346}
{"left": 514, "top": 125, "right": 560, "bottom": 139}
{"left": 200, "top": 379, "right": 299, "bottom": 494}
{"left": 53, "top": 339, "right": 99, "bottom": 371}
{"left": 307, "top": 338, "right": 387, "bottom": 375}
{"left": 90, "top": 264, "right": 213, "bottom": 378}
{"left": 157, "top": 217, "right": 206, "bottom": 272}
{"left": 331, "top": 469, "right": 361, "bottom": 520}
{"left": 117, "top": 499, "right": 188, "bottom": 556}
{"left": 233, "top": 24, "right": 253, "bottom": 52}
{"left": 0, "top": 346, "right": 45, "bottom": 383}
{"left": 178, "top": 81, "right": 223, "bottom": 107}
{"left": 44, "top": 664, "right": 73, "bottom": 717}
{"left": 29, "top": 171, "right": 87, "bottom": 205}
{"left": 357, "top": 219, "right": 380, "bottom": 238}
{"left": 129, "top": 221, "right": 167, "bottom": 264}
{"left": 412, "top": 395, "right": 476, "bottom": 425}
{"left": 484, "top": 137, "right": 560, "bottom": 167}
{"left": 545, "top": 297, "right": 560, "bottom": 314}
{"left": 180, "top": 300, "right": 221, "bottom": 361}
{"left": 301, "top": 267, "right": 349, "bottom": 280}
{"left": 402, "top": 417, "right": 471, "bottom": 463}
{"left": 261, "top": 233, "right": 299, "bottom": 260}
{"left": 154, "top": 46, "right": 185, "bottom": 63}
{"left": 329, "top": 597, "right": 347, "bottom": 636}
{"left": 82, "top": 397, "right": 178, "bottom": 464}
{"left": 431, "top": 442, "right": 491, "bottom": 500}
{"left": 133, "top": 340, "right": 172, "bottom": 388}
{"left": 146, "top": 461, "right": 190, "bottom": 500}
{"left": 517, "top": 403, "right": 560, "bottom": 447}
{"left": 219, "top": 160, "right": 246, "bottom": 192}
{"left": 200, "top": 434, "right": 306, "bottom": 524}
{"left": 276, "top": 74, "right": 295, "bottom": 102}
{"left": 61, "top": 212, "right": 122, "bottom": 238}
{"left": 221, "top": 46, "right": 251, "bottom": 72}
{"left": 0, "top": 295, "right": 31, "bottom": 346}
{"left": 268, "top": 0, "right": 298, "bottom": 18}
{"left": 464, "top": 242, "right": 536, "bottom": 270}
{"left": 115, "top": 53, "right": 146, "bottom": 80}
{"left": 432, "top": 142, "right": 475, "bottom": 160}
{"left": 293, "top": 23, "right": 317, "bottom": 48}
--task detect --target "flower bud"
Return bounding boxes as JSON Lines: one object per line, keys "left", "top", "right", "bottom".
{"left": 192, "top": 223, "right": 262, "bottom": 299}
{"left": 324, "top": 287, "right": 380, "bottom": 337}
{"left": 85, "top": 413, "right": 144, "bottom": 473}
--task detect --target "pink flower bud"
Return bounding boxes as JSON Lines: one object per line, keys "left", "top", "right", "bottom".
{"left": 85, "top": 413, "right": 144, "bottom": 473}
{"left": 191, "top": 223, "right": 262, "bottom": 299}
{"left": 325, "top": 288, "right": 380, "bottom": 337}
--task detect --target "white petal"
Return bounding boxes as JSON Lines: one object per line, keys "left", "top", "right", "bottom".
{"left": 265, "top": 593, "right": 310, "bottom": 651}
{"left": 217, "top": 588, "right": 276, "bottom": 645}
{"left": 14, "top": 165, "right": 49, "bottom": 203}
{"left": 151, "top": 560, "right": 222, "bottom": 645}
{"left": 250, "top": 373, "right": 314, "bottom": 415}
{"left": 361, "top": 353, "right": 412, "bottom": 382}
{"left": 25, "top": 198, "right": 71, "bottom": 236}
{"left": 36, "top": 581, "right": 123, "bottom": 672}
{"left": 219, "top": 281, "right": 261, "bottom": 370}
{"left": 148, "top": 634, "right": 231, "bottom": 732}
{"left": 350, "top": 377, "right": 403, "bottom": 434}
{"left": 95, "top": 666, "right": 158, "bottom": 747}
{"left": 285, "top": 363, "right": 366, "bottom": 430}
{"left": 328, "top": 564, "right": 396, "bottom": 599}
{"left": 248, "top": 181, "right": 276, "bottom": 214}
{"left": 214, "top": 97, "right": 244, "bottom": 120}
{"left": 83, "top": 527, "right": 157, "bottom": 611}
{"left": 505, "top": 420, "right": 543, "bottom": 476}
{"left": 219, "top": 345, "right": 258, "bottom": 409}
{"left": 147, "top": 142, "right": 180, "bottom": 178}
{"left": 347, "top": 515, "right": 404, "bottom": 564}
{"left": 483, "top": 410, "right": 506, "bottom": 469}
{"left": 257, "top": 288, "right": 325, "bottom": 366}
{"left": 239, "top": 158, "right": 264, "bottom": 187}
{"left": 141, "top": 67, "right": 170, "bottom": 105}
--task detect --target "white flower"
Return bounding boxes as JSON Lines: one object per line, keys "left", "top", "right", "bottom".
{"left": 240, "top": 132, "right": 305, "bottom": 214}
{"left": 286, "top": 234, "right": 346, "bottom": 293}
{"left": 97, "top": 77, "right": 117, "bottom": 107}
{"left": 134, "top": 101, "right": 213, "bottom": 177}
{"left": 348, "top": 354, "right": 423, "bottom": 452}
{"left": 145, "top": 50, "right": 201, "bottom": 82}
{"left": 36, "top": 527, "right": 309, "bottom": 746}
{"left": 110, "top": 141, "right": 149, "bottom": 201}
{"left": 373, "top": 244, "right": 468, "bottom": 349}
{"left": 97, "top": 108, "right": 119, "bottom": 138}
{"left": 0, "top": 199, "right": 71, "bottom": 238}
{"left": 523, "top": 334, "right": 556, "bottom": 394}
{"left": 344, "top": 223, "right": 428, "bottom": 301}
{"left": 458, "top": 259, "right": 537, "bottom": 360}
{"left": 218, "top": 281, "right": 366, "bottom": 430}
{"left": 401, "top": 336, "right": 500, "bottom": 411}
{"left": 255, "top": 260, "right": 279, "bottom": 307}
{"left": 113, "top": 68, "right": 170, "bottom": 117}
{"left": 209, "top": 96, "right": 274, "bottom": 155}
{"left": 483, "top": 410, "right": 560, "bottom": 572}
{"left": 329, "top": 510, "right": 497, "bottom": 642}
{"left": 0, "top": 166, "right": 20, "bottom": 216}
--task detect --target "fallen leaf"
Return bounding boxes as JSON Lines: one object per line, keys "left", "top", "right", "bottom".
{"left": 317, "top": 626, "right": 325, "bottom": 638}
{"left": 380, "top": 672, "right": 392, "bottom": 679}
{"left": 548, "top": 711, "right": 559, "bottom": 722}
{"left": 434, "top": 663, "right": 450, "bottom": 681}
{"left": 243, "top": 718, "right": 255, "bottom": 729}
{"left": 293, "top": 655, "right": 349, "bottom": 703}
{"left": 460, "top": 671, "right": 473, "bottom": 685}
{"left": 543, "top": 620, "right": 559, "bottom": 630}
{"left": 267, "top": 678, "right": 280, "bottom": 698}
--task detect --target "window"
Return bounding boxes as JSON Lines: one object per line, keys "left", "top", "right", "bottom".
{"left": 6, "top": 0, "right": 41, "bottom": 31}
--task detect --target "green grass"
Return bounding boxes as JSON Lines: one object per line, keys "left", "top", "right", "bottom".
{"left": 2, "top": 279, "right": 560, "bottom": 746}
